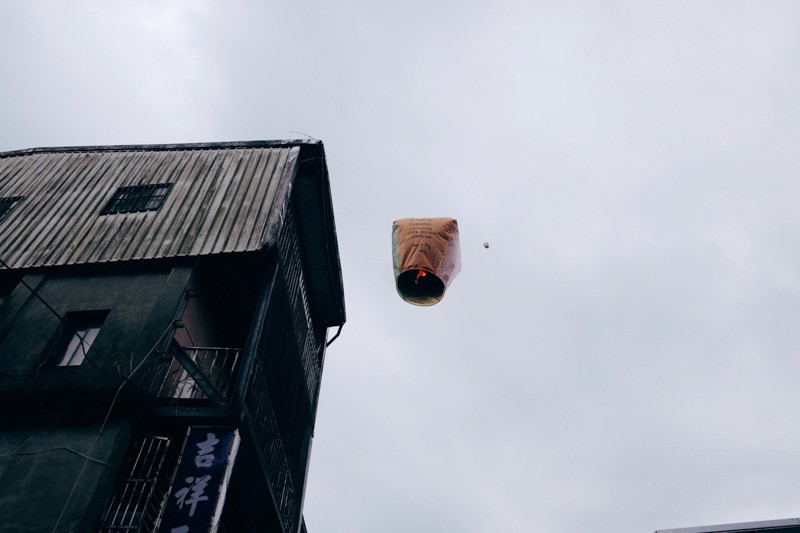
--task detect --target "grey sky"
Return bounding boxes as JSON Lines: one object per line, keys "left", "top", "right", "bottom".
{"left": 3, "top": 2, "right": 800, "bottom": 532}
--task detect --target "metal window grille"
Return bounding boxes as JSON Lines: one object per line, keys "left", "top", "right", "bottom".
{"left": 277, "top": 204, "right": 321, "bottom": 406}
{"left": 240, "top": 277, "right": 311, "bottom": 533}
{"left": 0, "top": 196, "right": 24, "bottom": 223}
{"left": 101, "top": 184, "right": 172, "bottom": 214}
{"left": 99, "top": 436, "right": 175, "bottom": 532}
{"left": 245, "top": 357, "right": 298, "bottom": 533}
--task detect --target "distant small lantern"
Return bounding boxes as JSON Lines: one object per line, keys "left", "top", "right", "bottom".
{"left": 392, "top": 217, "right": 461, "bottom": 306}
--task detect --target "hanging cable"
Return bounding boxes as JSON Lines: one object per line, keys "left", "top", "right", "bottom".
{"left": 0, "top": 447, "right": 120, "bottom": 469}
{"left": 0, "top": 255, "right": 184, "bottom": 529}
{"left": 0, "top": 255, "right": 118, "bottom": 379}
{"left": 50, "top": 319, "right": 180, "bottom": 533}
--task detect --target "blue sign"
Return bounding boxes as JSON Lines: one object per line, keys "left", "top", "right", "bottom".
{"left": 158, "top": 427, "right": 240, "bottom": 533}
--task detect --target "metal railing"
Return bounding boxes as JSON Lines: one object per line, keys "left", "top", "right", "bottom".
{"left": 145, "top": 345, "right": 242, "bottom": 403}
{"left": 277, "top": 205, "right": 322, "bottom": 408}
{"left": 244, "top": 356, "right": 298, "bottom": 533}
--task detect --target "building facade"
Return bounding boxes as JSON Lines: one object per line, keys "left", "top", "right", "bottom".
{"left": 0, "top": 140, "right": 345, "bottom": 532}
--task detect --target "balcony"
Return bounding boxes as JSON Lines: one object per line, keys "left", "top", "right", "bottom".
{"left": 140, "top": 344, "right": 301, "bottom": 533}
{"left": 243, "top": 356, "right": 299, "bottom": 533}
{"left": 143, "top": 345, "right": 242, "bottom": 404}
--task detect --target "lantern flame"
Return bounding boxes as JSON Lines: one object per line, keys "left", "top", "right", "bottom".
{"left": 392, "top": 217, "right": 461, "bottom": 306}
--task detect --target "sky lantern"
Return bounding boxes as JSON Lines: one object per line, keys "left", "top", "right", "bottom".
{"left": 392, "top": 217, "right": 461, "bottom": 306}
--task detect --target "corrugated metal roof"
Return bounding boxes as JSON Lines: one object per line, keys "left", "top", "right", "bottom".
{"left": 0, "top": 142, "right": 302, "bottom": 268}
{"left": 655, "top": 518, "right": 800, "bottom": 533}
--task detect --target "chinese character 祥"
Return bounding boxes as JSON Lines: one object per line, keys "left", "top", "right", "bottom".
{"left": 174, "top": 475, "right": 211, "bottom": 517}
{"left": 195, "top": 432, "right": 219, "bottom": 468}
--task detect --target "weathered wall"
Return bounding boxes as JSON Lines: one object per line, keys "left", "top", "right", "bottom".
{"left": 0, "top": 420, "right": 131, "bottom": 533}
{"left": 0, "top": 263, "right": 192, "bottom": 403}
{"left": 0, "top": 262, "right": 193, "bottom": 531}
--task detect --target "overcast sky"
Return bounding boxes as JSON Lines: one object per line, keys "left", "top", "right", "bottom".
{"left": 3, "top": 2, "right": 800, "bottom": 532}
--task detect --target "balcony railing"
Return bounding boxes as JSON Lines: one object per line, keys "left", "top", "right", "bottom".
{"left": 244, "top": 356, "right": 298, "bottom": 533}
{"left": 278, "top": 204, "right": 323, "bottom": 409}
{"left": 140, "top": 344, "right": 299, "bottom": 531}
{"left": 143, "top": 345, "right": 242, "bottom": 403}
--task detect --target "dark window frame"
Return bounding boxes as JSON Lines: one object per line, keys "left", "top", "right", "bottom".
{"left": 0, "top": 196, "right": 24, "bottom": 223}
{"left": 98, "top": 434, "right": 177, "bottom": 532}
{"left": 101, "top": 184, "right": 172, "bottom": 215}
{"left": 49, "top": 310, "right": 110, "bottom": 367}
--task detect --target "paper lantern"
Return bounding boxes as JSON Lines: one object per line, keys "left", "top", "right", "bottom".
{"left": 392, "top": 217, "right": 461, "bottom": 306}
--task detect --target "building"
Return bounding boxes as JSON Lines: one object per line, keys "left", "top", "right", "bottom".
{"left": 656, "top": 517, "right": 800, "bottom": 533}
{"left": 0, "top": 140, "right": 345, "bottom": 532}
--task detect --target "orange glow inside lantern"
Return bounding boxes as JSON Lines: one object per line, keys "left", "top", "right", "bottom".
{"left": 392, "top": 218, "right": 461, "bottom": 306}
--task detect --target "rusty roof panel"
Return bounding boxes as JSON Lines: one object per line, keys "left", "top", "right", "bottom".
{"left": 0, "top": 143, "right": 300, "bottom": 268}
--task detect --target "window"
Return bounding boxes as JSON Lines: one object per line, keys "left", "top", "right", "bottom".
{"left": 53, "top": 311, "right": 108, "bottom": 367}
{"left": 101, "top": 183, "right": 172, "bottom": 214}
{"left": 0, "top": 196, "right": 24, "bottom": 223}
{"left": 99, "top": 435, "right": 176, "bottom": 532}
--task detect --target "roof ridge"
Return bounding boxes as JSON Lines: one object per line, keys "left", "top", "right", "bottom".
{"left": 0, "top": 139, "right": 321, "bottom": 158}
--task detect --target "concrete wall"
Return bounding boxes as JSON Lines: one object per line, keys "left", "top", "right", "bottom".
{"left": 0, "top": 262, "right": 193, "bottom": 532}
{"left": 0, "top": 263, "right": 192, "bottom": 404}
{"left": 0, "top": 420, "right": 131, "bottom": 533}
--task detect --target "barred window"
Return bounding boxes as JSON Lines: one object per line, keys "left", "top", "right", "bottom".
{"left": 99, "top": 435, "right": 176, "bottom": 532}
{"left": 101, "top": 184, "right": 172, "bottom": 215}
{"left": 0, "top": 196, "right": 24, "bottom": 223}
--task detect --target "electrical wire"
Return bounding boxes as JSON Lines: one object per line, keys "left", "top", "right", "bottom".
{"left": 50, "top": 320, "right": 179, "bottom": 533}
{"left": 288, "top": 131, "right": 319, "bottom": 142}
{"left": 0, "top": 255, "right": 118, "bottom": 380}
{"left": 0, "top": 446, "right": 120, "bottom": 469}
